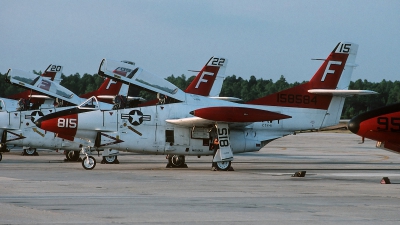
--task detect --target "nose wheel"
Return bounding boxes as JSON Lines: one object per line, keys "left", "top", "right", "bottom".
{"left": 82, "top": 156, "right": 96, "bottom": 170}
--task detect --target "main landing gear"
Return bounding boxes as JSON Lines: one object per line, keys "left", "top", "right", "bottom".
{"left": 166, "top": 155, "right": 188, "bottom": 168}
{"left": 100, "top": 149, "right": 119, "bottom": 164}
{"left": 22, "top": 147, "right": 38, "bottom": 156}
{"left": 212, "top": 161, "right": 233, "bottom": 171}
{"left": 0, "top": 143, "right": 8, "bottom": 162}
{"left": 101, "top": 155, "right": 119, "bottom": 164}
{"left": 65, "top": 150, "right": 81, "bottom": 162}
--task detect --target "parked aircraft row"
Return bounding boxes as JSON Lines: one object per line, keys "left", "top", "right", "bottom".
{"left": 2, "top": 41, "right": 393, "bottom": 171}
{"left": 0, "top": 56, "right": 228, "bottom": 165}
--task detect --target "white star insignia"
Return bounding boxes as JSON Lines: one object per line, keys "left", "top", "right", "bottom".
{"left": 31, "top": 112, "right": 42, "bottom": 122}
{"left": 129, "top": 111, "right": 142, "bottom": 123}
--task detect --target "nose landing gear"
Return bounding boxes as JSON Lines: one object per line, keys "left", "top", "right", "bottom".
{"left": 81, "top": 147, "right": 96, "bottom": 170}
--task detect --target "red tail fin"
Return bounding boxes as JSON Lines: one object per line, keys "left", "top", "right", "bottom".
{"left": 247, "top": 42, "right": 357, "bottom": 110}
{"left": 79, "top": 78, "right": 123, "bottom": 103}
{"left": 184, "top": 56, "right": 227, "bottom": 96}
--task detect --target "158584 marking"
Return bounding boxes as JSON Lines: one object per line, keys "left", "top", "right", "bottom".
{"left": 276, "top": 94, "right": 317, "bottom": 104}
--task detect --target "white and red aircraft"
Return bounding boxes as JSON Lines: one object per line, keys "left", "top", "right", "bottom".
{"left": 0, "top": 65, "right": 66, "bottom": 156}
{"left": 0, "top": 63, "right": 130, "bottom": 161}
{"left": 36, "top": 42, "right": 376, "bottom": 170}
{"left": 2, "top": 64, "right": 63, "bottom": 112}
{"left": 0, "top": 57, "right": 228, "bottom": 162}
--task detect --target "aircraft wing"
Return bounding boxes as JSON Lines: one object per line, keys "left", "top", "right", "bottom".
{"left": 308, "top": 89, "right": 378, "bottom": 96}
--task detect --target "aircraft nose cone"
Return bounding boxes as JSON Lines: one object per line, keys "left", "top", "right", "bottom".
{"left": 347, "top": 118, "right": 360, "bottom": 134}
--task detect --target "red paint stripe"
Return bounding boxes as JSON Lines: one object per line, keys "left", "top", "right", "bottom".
{"left": 193, "top": 107, "right": 291, "bottom": 122}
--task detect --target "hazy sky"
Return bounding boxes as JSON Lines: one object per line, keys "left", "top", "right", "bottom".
{"left": 1, "top": 0, "right": 399, "bottom": 83}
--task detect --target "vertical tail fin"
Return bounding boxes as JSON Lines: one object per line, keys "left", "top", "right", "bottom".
{"left": 247, "top": 42, "right": 358, "bottom": 110}
{"left": 184, "top": 56, "right": 227, "bottom": 96}
{"left": 79, "top": 78, "right": 129, "bottom": 105}
{"left": 41, "top": 64, "right": 63, "bottom": 84}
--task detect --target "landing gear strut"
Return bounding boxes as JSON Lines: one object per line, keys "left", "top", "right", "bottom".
{"left": 166, "top": 155, "right": 188, "bottom": 168}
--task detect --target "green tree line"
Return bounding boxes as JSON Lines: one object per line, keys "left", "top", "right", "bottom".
{"left": 1, "top": 72, "right": 399, "bottom": 119}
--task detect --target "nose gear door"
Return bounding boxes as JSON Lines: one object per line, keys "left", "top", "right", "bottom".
{"left": 212, "top": 123, "right": 233, "bottom": 162}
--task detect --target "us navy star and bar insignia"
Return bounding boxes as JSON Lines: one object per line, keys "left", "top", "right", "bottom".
{"left": 121, "top": 110, "right": 151, "bottom": 126}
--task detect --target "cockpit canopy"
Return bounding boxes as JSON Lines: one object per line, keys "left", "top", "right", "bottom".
{"left": 98, "top": 59, "right": 186, "bottom": 102}
{"left": 6, "top": 69, "right": 81, "bottom": 105}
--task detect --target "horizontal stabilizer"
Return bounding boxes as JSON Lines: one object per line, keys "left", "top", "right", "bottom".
{"left": 190, "top": 106, "right": 291, "bottom": 123}
{"left": 308, "top": 89, "right": 378, "bottom": 96}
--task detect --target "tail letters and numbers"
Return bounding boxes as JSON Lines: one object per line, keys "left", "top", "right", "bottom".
{"left": 106, "top": 79, "right": 117, "bottom": 90}
{"left": 321, "top": 61, "right": 342, "bottom": 82}
{"left": 195, "top": 71, "right": 214, "bottom": 89}
{"left": 57, "top": 118, "right": 77, "bottom": 128}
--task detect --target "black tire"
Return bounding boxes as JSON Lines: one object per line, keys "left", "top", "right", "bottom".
{"left": 168, "top": 155, "right": 185, "bottom": 167}
{"left": 23, "top": 148, "right": 37, "bottom": 156}
{"left": 82, "top": 156, "right": 96, "bottom": 170}
{"left": 0, "top": 143, "right": 7, "bottom": 152}
{"left": 69, "top": 151, "right": 81, "bottom": 161}
{"left": 103, "top": 155, "right": 118, "bottom": 164}
{"left": 215, "top": 161, "right": 231, "bottom": 171}
{"left": 0, "top": 152, "right": 2, "bottom": 162}
{"left": 65, "top": 151, "right": 72, "bottom": 161}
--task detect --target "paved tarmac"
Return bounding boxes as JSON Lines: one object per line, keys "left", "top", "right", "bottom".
{"left": 0, "top": 132, "right": 400, "bottom": 224}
